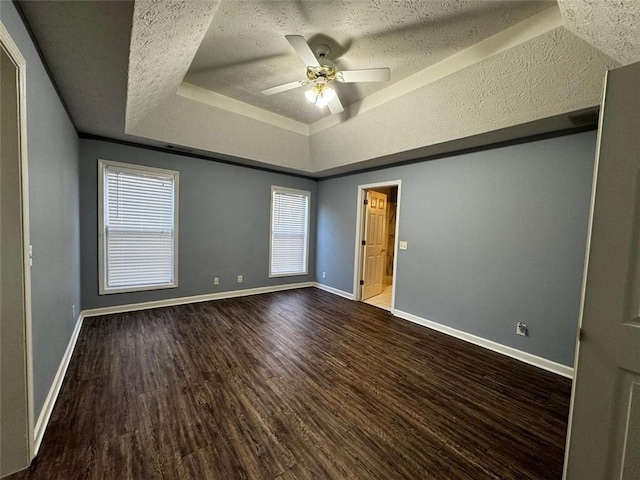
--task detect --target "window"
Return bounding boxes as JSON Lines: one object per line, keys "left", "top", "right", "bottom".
{"left": 98, "top": 159, "right": 178, "bottom": 294}
{"left": 270, "top": 186, "right": 310, "bottom": 277}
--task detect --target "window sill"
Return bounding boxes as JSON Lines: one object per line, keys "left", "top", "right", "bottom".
{"left": 268, "top": 272, "right": 308, "bottom": 278}
{"left": 99, "top": 282, "right": 178, "bottom": 295}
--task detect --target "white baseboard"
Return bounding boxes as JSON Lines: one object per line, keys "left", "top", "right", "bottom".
{"left": 34, "top": 282, "right": 314, "bottom": 455}
{"left": 34, "top": 312, "right": 85, "bottom": 455}
{"left": 313, "top": 282, "right": 354, "bottom": 300}
{"left": 82, "top": 282, "right": 315, "bottom": 317}
{"left": 39, "top": 284, "right": 569, "bottom": 463}
{"left": 393, "top": 310, "right": 574, "bottom": 378}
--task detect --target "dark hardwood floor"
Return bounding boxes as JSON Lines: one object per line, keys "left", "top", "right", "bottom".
{"left": 10, "top": 288, "right": 571, "bottom": 480}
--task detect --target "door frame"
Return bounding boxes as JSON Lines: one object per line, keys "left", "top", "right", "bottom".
{"left": 0, "top": 20, "right": 35, "bottom": 461}
{"left": 352, "top": 180, "right": 402, "bottom": 313}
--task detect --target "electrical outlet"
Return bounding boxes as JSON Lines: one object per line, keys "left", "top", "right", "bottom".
{"left": 213, "top": 277, "right": 219, "bottom": 285}
{"left": 516, "top": 322, "right": 528, "bottom": 336}
{"left": 72, "top": 305, "right": 76, "bottom": 317}
{"left": 399, "top": 241, "right": 408, "bottom": 250}
{"left": 322, "top": 271, "right": 326, "bottom": 278}
{"left": 237, "top": 275, "right": 243, "bottom": 283}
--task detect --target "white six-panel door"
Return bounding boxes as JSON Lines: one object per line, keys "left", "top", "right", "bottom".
{"left": 362, "top": 190, "right": 387, "bottom": 301}
{"left": 565, "top": 62, "right": 640, "bottom": 479}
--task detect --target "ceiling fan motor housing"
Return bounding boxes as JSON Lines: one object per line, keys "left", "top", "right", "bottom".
{"left": 306, "top": 44, "right": 337, "bottom": 83}
{"left": 261, "top": 35, "right": 390, "bottom": 115}
{"left": 306, "top": 65, "right": 337, "bottom": 82}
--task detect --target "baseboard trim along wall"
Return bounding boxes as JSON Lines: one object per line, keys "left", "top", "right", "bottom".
{"left": 34, "top": 312, "right": 85, "bottom": 455}
{"left": 35, "top": 281, "right": 316, "bottom": 456}
{"left": 394, "top": 309, "right": 574, "bottom": 379}
{"left": 313, "top": 282, "right": 354, "bottom": 300}
{"left": 82, "top": 282, "right": 316, "bottom": 317}
{"left": 35, "top": 282, "right": 571, "bottom": 460}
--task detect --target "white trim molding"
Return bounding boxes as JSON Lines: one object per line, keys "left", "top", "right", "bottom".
{"left": 309, "top": 5, "right": 562, "bottom": 135}
{"left": 394, "top": 310, "right": 574, "bottom": 378}
{"left": 83, "top": 282, "right": 315, "bottom": 317}
{"left": 35, "top": 281, "right": 315, "bottom": 452}
{"left": 176, "top": 7, "right": 562, "bottom": 138}
{"left": 34, "top": 313, "right": 85, "bottom": 455}
{"left": 269, "top": 186, "right": 311, "bottom": 278}
{"left": 313, "top": 282, "right": 354, "bottom": 300}
{"left": 1, "top": 18, "right": 35, "bottom": 462}
{"left": 178, "top": 82, "right": 309, "bottom": 136}
{"left": 98, "top": 159, "right": 180, "bottom": 295}
{"left": 353, "top": 180, "right": 402, "bottom": 313}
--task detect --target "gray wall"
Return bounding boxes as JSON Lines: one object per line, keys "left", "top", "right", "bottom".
{"left": 316, "top": 131, "right": 597, "bottom": 366}
{"left": 80, "top": 139, "right": 317, "bottom": 309}
{"left": 0, "top": 1, "right": 597, "bottom": 424}
{"left": 1, "top": 2, "right": 81, "bottom": 417}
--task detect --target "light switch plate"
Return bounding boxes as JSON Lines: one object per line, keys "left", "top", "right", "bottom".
{"left": 399, "top": 241, "right": 408, "bottom": 250}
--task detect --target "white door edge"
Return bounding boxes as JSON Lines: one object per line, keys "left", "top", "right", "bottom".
{"left": 352, "top": 180, "right": 402, "bottom": 314}
{"left": 0, "top": 19, "right": 34, "bottom": 462}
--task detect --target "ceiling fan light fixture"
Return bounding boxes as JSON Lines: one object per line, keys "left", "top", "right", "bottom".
{"left": 305, "top": 82, "right": 336, "bottom": 107}
{"left": 262, "top": 35, "right": 388, "bottom": 115}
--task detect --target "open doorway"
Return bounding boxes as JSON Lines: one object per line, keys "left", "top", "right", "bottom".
{"left": 353, "top": 180, "right": 401, "bottom": 313}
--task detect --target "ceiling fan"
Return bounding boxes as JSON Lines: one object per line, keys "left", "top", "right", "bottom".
{"left": 260, "top": 35, "right": 391, "bottom": 115}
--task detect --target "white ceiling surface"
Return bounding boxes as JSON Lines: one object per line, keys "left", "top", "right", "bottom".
{"left": 558, "top": 0, "right": 640, "bottom": 65}
{"left": 311, "top": 25, "right": 616, "bottom": 173}
{"left": 126, "top": 0, "right": 221, "bottom": 130}
{"left": 14, "top": 1, "right": 640, "bottom": 176}
{"left": 185, "top": 0, "right": 552, "bottom": 124}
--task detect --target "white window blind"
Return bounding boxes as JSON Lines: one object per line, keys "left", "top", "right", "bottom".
{"left": 270, "top": 186, "right": 310, "bottom": 277}
{"left": 99, "top": 160, "right": 178, "bottom": 294}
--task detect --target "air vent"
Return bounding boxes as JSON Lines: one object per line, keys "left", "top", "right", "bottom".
{"left": 568, "top": 108, "right": 599, "bottom": 127}
{"left": 165, "top": 144, "right": 194, "bottom": 154}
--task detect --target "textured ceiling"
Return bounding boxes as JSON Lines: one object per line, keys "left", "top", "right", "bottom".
{"left": 185, "top": 0, "right": 553, "bottom": 124}
{"left": 558, "top": 0, "right": 640, "bottom": 66}
{"left": 18, "top": 0, "right": 133, "bottom": 138}
{"left": 310, "top": 25, "right": 618, "bottom": 172}
{"left": 126, "top": 0, "right": 221, "bottom": 129}
{"left": 14, "top": 0, "right": 634, "bottom": 175}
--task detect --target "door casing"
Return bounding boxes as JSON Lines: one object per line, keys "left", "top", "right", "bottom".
{"left": 0, "top": 19, "right": 34, "bottom": 475}
{"left": 353, "top": 180, "right": 402, "bottom": 312}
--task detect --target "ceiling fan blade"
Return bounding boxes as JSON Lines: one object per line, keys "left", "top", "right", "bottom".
{"left": 285, "top": 35, "right": 320, "bottom": 67}
{"left": 338, "top": 68, "right": 391, "bottom": 83}
{"left": 327, "top": 94, "right": 344, "bottom": 115}
{"left": 260, "top": 80, "right": 305, "bottom": 96}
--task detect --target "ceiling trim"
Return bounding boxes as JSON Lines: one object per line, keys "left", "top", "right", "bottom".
{"left": 126, "top": 0, "right": 221, "bottom": 131}
{"left": 309, "top": 4, "right": 563, "bottom": 135}
{"left": 177, "top": 82, "right": 309, "bottom": 135}
{"left": 177, "top": 4, "right": 562, "bottom": 138}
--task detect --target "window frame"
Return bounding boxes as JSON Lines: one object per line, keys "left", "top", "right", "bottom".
{"left": 269, "top": 185, "right": 311, "bottom": 278}
{"left": 98, "top": 159, "right": 179, "bottom": 295}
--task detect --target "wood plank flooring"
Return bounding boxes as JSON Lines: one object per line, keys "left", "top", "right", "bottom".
{"left": 10, "top": 288, "right": 572, "bottom": 480}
